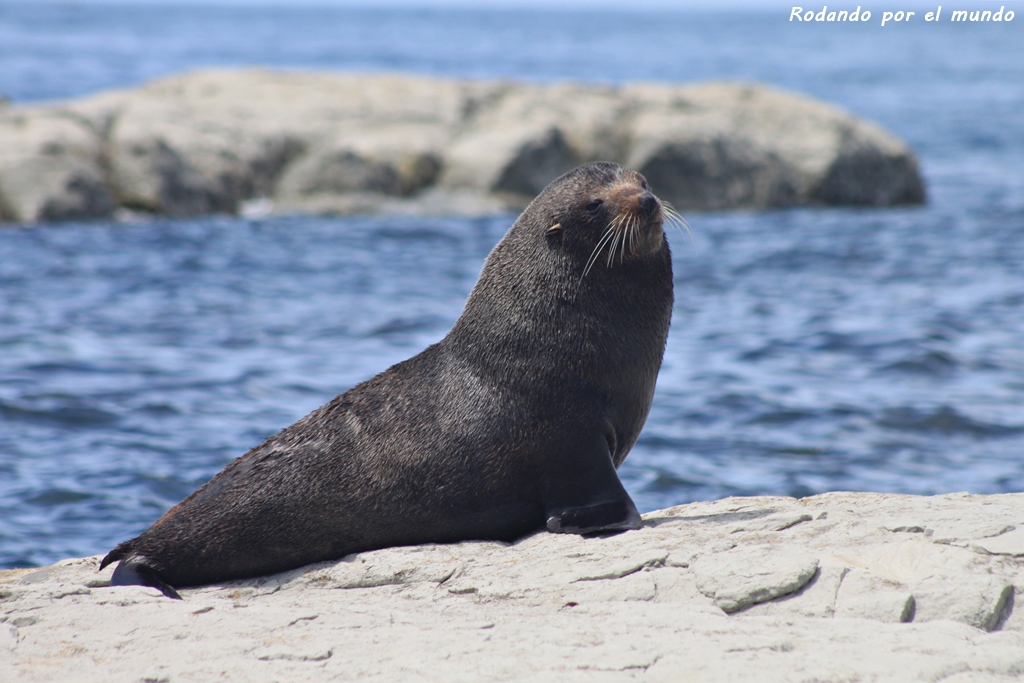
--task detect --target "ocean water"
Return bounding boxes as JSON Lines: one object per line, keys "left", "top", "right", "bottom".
{"left": 1, "top": 3, "right": 1023, "bottom": 569}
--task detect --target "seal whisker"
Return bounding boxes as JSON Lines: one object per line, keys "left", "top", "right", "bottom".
{"left": 621, "top": 212, "right": 638, "bottom": 263}
{"left": 626, "top": 211, "right": 634, "bottom": 258}
{"left": 618, "top": 218, "right": 628, "bottom": 265}
{"left": 662, "top": 202, "right": 692, "bottom": 237}
{"left": 582, "top": 224, "right": 618, "bottom": 279}
{"left": 626, "top": 215, "right": 634, "bottom": 259}
{"left": 612, "top": 211, "right": 631, "bottom": 266}
{"left": 605, "top": 213, "right": 626, "bottom": 268}
{"left": 606, "top": 229, "right": 621, "bottom": 268}
{"left": 662, "top": 201, "right": 694, "bottom": 250}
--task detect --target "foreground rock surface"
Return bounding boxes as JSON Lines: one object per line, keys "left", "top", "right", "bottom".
{"left": 0, "top": 69, "right": 925, "bottom": 224}
{"left": 2, "top": 492, "right": 1022, "bottom": 682}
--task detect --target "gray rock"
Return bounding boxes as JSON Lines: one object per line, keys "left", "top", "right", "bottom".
{"left": 443, "top": 123, "right": 578, "bottom": 201}
{"left": 0, "top": 110, "right": 115, "bottom": 223}
{"left": 625, "top": 82, "right": 925, "bottom": 210}
{"left": 93, "top": 78, "right": 308, "bottom": 216}
{"left": 0, "top": 70, "right": 925, "bottom": 225}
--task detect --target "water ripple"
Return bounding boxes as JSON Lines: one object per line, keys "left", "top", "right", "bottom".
{"left": 1, "top": 6, "right": 1023, "bottom": 568}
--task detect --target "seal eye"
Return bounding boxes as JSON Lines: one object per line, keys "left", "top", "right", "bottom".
{"left": 585, "top": 199, "right": 603, "bottom": 213}
{"left": 546, "top": 223, "right": 562, "bottom": 238}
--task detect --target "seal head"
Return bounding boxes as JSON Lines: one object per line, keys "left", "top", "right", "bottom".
{"left": 101, "top": 161, "right": 674, "bottom": 598}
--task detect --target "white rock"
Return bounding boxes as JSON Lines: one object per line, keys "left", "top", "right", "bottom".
{"left": 692, "top": 544, "right": 819, "bottom": 613}
{"left": 834, "top": 569, "right": 914, "bottom": 622}
{"left": 739, "top": 565, "right": 847, "bottom": 618}
{"left": 913, "top": 575, "right": 1014, "bottom": 632}
{"left": 3, "top": 492, "right": 1023, "bottom": 682}
{"left": 974, "top": 527, "right": 1024, "bottom": 557}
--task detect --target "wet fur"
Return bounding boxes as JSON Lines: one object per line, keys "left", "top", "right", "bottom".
{"left": 101, "top": 162, "right": 674, "bottom": 595}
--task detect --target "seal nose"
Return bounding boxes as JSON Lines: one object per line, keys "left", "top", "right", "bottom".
{"left": 638, "top": 191, "right": 659, "bottom": 216}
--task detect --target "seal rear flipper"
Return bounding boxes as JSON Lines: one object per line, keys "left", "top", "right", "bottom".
{"left": 542, "top": 432, "right": 643, "bottom": 535}
{"left": 109, "top": 556, "right": 183, "bottom": 600}
{"left": 99, "top": 538, "right": 133, "bottom": 570}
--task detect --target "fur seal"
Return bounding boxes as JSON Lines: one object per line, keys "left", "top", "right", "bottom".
{"left": 100, "top": 161, "right": 675, "bottom": 599}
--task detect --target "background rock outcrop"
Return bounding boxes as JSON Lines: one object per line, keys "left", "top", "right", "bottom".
{"left": 0, "top": 69, "right": 925, "bottom": 225}
{"left": 2, "top": 492, "right": 1022, "bottom": 681}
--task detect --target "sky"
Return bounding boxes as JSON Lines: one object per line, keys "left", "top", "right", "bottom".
{"left": 4, "top": 0, "right": 937, "bottom": 8}
{"left": 17, "top": 0, "right": 1006, "bottom": 9}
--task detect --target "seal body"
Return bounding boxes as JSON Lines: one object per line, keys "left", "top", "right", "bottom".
{"left": 101, "top": 162, "right": 674, "bottom": 599}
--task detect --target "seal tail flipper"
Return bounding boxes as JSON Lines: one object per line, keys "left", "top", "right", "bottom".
{"left": 107, "top": 555, "right": 183, "bottom": 600}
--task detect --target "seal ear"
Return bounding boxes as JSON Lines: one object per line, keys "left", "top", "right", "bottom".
{"left": 545, "top": 223, "right": 562, "bottom": 239}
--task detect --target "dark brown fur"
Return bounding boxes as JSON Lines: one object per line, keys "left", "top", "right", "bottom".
{"left": 101, "top": 162, "right": 674, "bottom": 599}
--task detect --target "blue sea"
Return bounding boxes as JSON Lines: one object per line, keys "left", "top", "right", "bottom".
{"left": 1, "top": 2, "right": 1023, "bottom": 569}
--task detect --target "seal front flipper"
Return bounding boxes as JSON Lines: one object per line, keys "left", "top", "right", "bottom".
{"left": 542, "top": 432, "right": 643, "bottom": 535}
{"left": 546, "top": 500, "right": 642, "bottom": 535}
{"left": 100, "top": 544, "right": 182, "bottom": 600}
